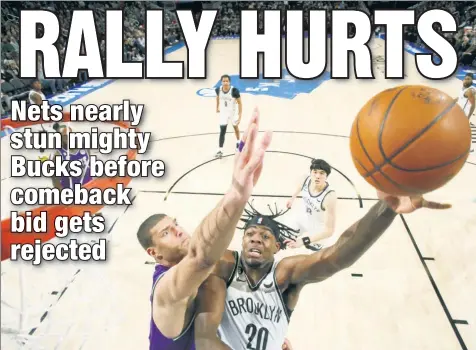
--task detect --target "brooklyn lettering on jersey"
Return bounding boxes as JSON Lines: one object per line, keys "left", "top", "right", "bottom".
{"left": 228, "top": 297, "right": 283, "bottom": 323}
{"left": 303, "top": 196, "right": 322, "bottom": 213}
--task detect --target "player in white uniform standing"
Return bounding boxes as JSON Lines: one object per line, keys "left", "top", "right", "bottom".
{"left": 193, "top": 189, "right": 450, "bottom": 349}
{"left": 215, "top": 74, "right": 242, "bottom": 158}
{"left": 29, "top": 79, "right": 47, "bottom": 105}
{"left": 285, "top": 159, "right": 337, "bottom": 251}
{"left": 455, "top": 73, "right": 475, "bottom": 152}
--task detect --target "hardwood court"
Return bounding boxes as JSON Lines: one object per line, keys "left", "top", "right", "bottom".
{"left": 1, "top": 37, "right": 475, "bottom": 350}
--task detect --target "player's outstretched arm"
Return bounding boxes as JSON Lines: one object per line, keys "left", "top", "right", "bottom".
{"left": 154, "top": 109, "right": 272, "bottom": 334}
{"left": 277, "top": 193, "right": 451, "bottom": 286}
{"left": 286, "top": 176, "right": 307, "bottom": 208}
{"left": 194, "top": 274, "right": 231, "bottom": 350}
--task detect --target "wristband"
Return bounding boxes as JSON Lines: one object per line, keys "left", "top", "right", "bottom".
{"left": 302, "top": 237, "right": 322, "bottom": 251}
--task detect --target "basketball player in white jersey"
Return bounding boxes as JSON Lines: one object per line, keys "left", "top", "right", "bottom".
{"left": 215, "top": 74, "right": 242, "bottom": 158}
{"left": 285, "top": 159, "right": 337, "bottom": 250}
{"left": 29, "top": 79, "right": 46, "bottom": 105}
{"left": 194, "top": 193, "right": 450, "bottom": 350}
{"left": 455, "top": 73, "right": 475, "bottom": 152}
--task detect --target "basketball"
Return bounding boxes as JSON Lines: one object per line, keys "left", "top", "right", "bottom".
{"left": 350, "top": 85, "right": 472, "bottom": 196}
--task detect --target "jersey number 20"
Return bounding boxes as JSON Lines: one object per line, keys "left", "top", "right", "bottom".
{"left": 245, "top": 323, "right": 269, "bottom": 350}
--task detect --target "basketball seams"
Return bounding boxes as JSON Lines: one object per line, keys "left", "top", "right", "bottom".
{"left": 377, "top": 87, "right": 408, "bottom": 165}
{"left": 355, "top": 112, "right": 420, "bottom": 194}
{"left": 366, "top": 93, "right": 459, "bottom": 177}
{"left": 389, "top": 146, "right": 470, "bottom": 172}
{"left": 351, "top": 85, "right": 470, "bottom": 196}
{"left": 385, "top": 99, "right": 458, "bottom": 162}
{"left": 352, "top": 154, "right": 382, "bottom": 188}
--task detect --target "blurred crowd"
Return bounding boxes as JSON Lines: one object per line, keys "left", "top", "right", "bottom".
{"left": 402, "top": 1, "right": 476, "bottom": 66}
{"left": 2, "top": 1, "right": 476, "bottom": 117}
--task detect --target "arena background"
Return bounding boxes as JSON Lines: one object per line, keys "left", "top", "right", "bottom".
{"left": 1, "top": 1, "right": 476, "bottom": 349}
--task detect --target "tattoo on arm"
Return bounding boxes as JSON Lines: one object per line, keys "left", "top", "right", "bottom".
{"left": 189, "top": 194, "right": 246, "bottom": 266}
{"left": 326, "top": 200, "right": 397, "bottom": 270}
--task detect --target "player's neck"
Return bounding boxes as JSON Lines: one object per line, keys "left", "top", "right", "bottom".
{"left": 310, "top": 182, "right": 326, "bottom": 193}
{"left": 157, "top": 251, "right": 186, "bottom": 267}
{"left": 241, "top": 259, "right": 273, "bottom": 285}
{"left": 222, "top": 86, "right": 230, "bottom": 93}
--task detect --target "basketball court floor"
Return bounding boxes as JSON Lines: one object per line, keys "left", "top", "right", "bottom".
{"left": 1, "top": 37, "right": 475, "bottom": 350}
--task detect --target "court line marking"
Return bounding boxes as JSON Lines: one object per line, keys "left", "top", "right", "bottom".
{"left": 454, "top": 320, "right": 469, "bottom": 325}
{"left": 160, "top": 149, "right": 364, "bottom": 208}
{"left": 150, "top": 131, "right": 476, "bottom": 168}
{"left": 151, "top": 130, "right": 349, "bottom": 142}
{"left": 152, "top": 132, "right": 473, "bottom": 347}
{"left": 137, "top": 188, "right": 471, "bottom": 346}
{"left": 400, "top": 215, "right": 468, "bottom": 349}
{"left": 140, "top": 189, "right": 375, "bottom": 201}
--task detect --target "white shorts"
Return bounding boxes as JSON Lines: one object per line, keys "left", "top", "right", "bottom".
{"left": 219, "top": 112, "right": 239, "bottom": 126}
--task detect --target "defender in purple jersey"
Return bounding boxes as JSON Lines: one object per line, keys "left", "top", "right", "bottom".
{"left": 52, "top": 126, "right": 92, "bottom": 189}
{"left": 136, "top": 109, "right": 272, "bottom": 350}
{"left": 149, "top": 264, "right": 195, "bottom": 350}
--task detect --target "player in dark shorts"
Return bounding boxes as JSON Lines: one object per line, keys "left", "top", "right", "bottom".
{"left": 137, "top": 109, "right": 272, "bottom": 350}
{"left": 215, "top": 74, "right": 243, "bottom": 158}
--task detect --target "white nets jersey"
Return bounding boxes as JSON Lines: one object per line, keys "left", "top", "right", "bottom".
{"left": 457, "top": 86, "right": 475, "bottom": 118}
{"left": 216, "top": 86, "right": 240, "bottom": 117}
{"left": 218, "top": 252, "right": 290, "bottom": 350}
{"left": 296, "top": 177, "right": 334, "bottom": 236}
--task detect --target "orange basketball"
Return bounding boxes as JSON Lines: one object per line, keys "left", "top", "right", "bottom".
{"left": 350, "top": 85, "right": 471, "bottom": 196}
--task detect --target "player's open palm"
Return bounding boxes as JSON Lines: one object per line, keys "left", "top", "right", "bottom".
{"left": 377, "top": 191, "right": 452, "bottom": 214}
{"left": 230, "top": 107, "right": 272, "bottom": 201}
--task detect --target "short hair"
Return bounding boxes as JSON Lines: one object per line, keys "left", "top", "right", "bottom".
{"left": 465, "top": 73, "right": 474, "bottom": 80}
{"left": 137, "top": 214, "right": 167, "bottom": 250}
{"left": 310, "top": 159, "right": 331, "bottom": 176}
{"left": 221, "top": 74, "right": 231, "bottom": 82}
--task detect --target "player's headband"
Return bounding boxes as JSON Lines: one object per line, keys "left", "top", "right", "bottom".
{"left": 244, "top": 215, "right": 280, "bottom": 241}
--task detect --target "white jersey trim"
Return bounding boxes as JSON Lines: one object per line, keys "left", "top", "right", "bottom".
{"left": 302, "top": 177, "right": 334, "bottom": 210}
{"left": 227, "top": 252, "right": 291, "bottom": 323}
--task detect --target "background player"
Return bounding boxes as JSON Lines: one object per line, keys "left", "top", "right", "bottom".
{"left": 28, "top": 79, "right": 52, "bottom": 161}
{"left": 215, "top": 74, "right": 242, "bottom": 158}
{"left": 456, "top": 73, "right": 475, "bottom": 120}
{"left": 136, "top": 110, "right": 272, "bottom": 349}
{"left": 455, "top": 73, "right": 475, "bottom": 152}
{"left": 28, "top": 79, "right": 46, "bottom": 105}
{"left": 193, "top": 192, "right": 451, "bottom": 350}
{"left": 285, "top": 159, "right": 337, "bottom": 250}
{"left": 51, "top": 125, "right": 92, "bottom": 189}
